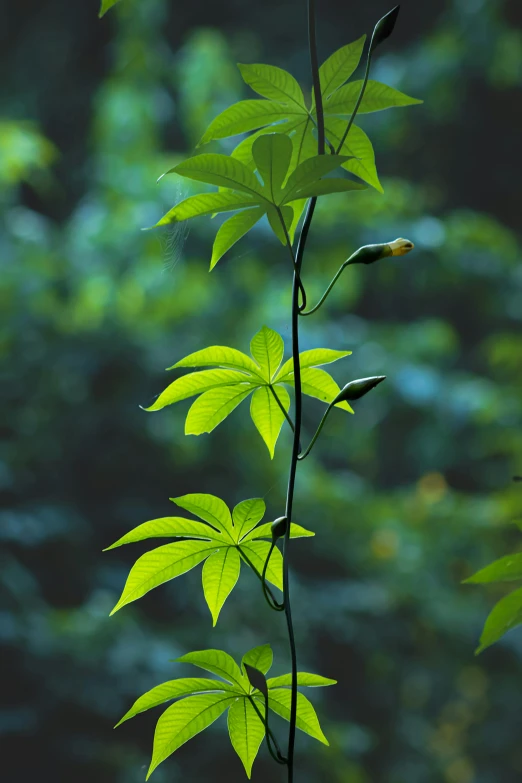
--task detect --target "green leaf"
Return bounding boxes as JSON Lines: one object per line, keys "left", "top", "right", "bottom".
{"left": 241, "top": 522, "right": 315, "bottom": 543}
{"left": 266, "top": 204, "right": 294, "bottom": 245}
{"left": 116, "top": 677, "right": 236, "bottom": 727}
{"left": 465, "top": 553, "right": 522, "bottom": 584}
{"left": 104, "top": 517, "right": 226, "bottom": 551}
{"left": 99, "top": 0, "right": 121, "bottom": 16}
{"left": 145, "top": 369, "right": 253, "bottom": 411}
{"left": 233, "top": 499, "right": 266, "bottom": 541}
{"left": 326, "top": 79, "right": 423, "bottom": 115}
{"left": 252, "top": 134, "right": 293, "bottom": 201}
{"left": 240, "top": 540, "right": 283, "bottom": 591}
{"left": 476, "top": 586, "right": 522, "bottom": 654}
{"left": 265, "top": 689, "right": 329, "bottom": 745}
{"left": 277, "top": 348, "right": 351, "bottom": 381}
{"left": 318, "top": 36, "right": 367, "bottom": 100}
{"left": 287, "top": 116, "right": 316, "bottom": 170}
{"left": 281, "top": 154, "right": 349, "bottom": 204}
{"left": 185, "top": 384, "right": 255, "bottom": 435}
{"left": 238, "top": 63, "right": 305, "bottom": 108}
{"left": 153, "top": 192, "right": 257, "bottom": 227}
{"left": 171, "top": 494, "right": 234, "bottom": 540}
{"left": 249, "top": 326, "right": 285, "bottom": 382}
{"left": 250, "top": 385, "right": 290, "bottom": 459}
{"left": 168, "top": 154, "right": 266, "bottom": 200}
{"left": 147, "top": 693, "right": 235, "bottom": 779}
{"left": 288, "top": 198, "right": 307, "bottom": 244}
{"left": 175, "top": 649, "right": 248, "bottom": 690}
{"left": 291, "top": 177, "right": 366, "bottom": 200}
{"left": 210, "top": 207, "right": 265, "bottom": 270}
{"left": 267, "top": 672, "right": 337, "bottom": 689}
{"left": 227, "top": 697, "right": 265, "bottom": 779}
{"left": 325, "top": 118, "right": 383, "bottom": 193}
{"left": 171, "top": 345, "right": 263, "bottom": 380}
{"left": 110, "top": 540, "right": 218, "bottom": 614}
{"left": 229, "top": 120, "right": 303, "bottom": 169}
{"left": 199, "top": 100, "right": 297, "bottom": 145}
{"left": 285, "top": 367, "right": 354, "bottom": 412}
{"left": 241, "top": 644, "right": 273, "bottom": 676}
{"left": 202, "top": 547, "right": 241, "bottom": 626}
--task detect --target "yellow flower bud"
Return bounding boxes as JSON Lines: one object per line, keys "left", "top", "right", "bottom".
{"left": 386, "top": 238, "right": 415, "bottom": 257}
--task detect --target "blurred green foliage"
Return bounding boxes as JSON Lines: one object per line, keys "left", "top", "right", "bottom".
{"left": 1, "top": 1, "right": 522, "bottom": 782}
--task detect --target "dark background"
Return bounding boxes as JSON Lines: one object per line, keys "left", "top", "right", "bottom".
{"left": 1, "top": 1, "right": 522, "bottom": 781}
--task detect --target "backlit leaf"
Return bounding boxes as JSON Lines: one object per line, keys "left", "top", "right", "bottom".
{"left": 325, "top": 118, "right": 383, "bottom": 192}
{"left": 233, "top": 499, "right": 266, "bottom": 541}
{"left": 465, "top": 553, "right": 522, "bottom": 584}
{"left": 291, "top": 177, "right": 366, "bottom": 200}
{"left": 99, "top": 0, "right": 121, "bottom": 17}
{"left": 185, "top": 384, "right": 255, "bottom": 435}
{"left": 281, "top": 154, "right": 349, "bottom": 204}
{"left": 199, "top": 100, "right": 297, "bottom": 145}
{"left": 145, "top": 369, "right": 252, "bottom": 411}
{"left": 476, "top": 586, "right": 522, "bottom": 653}
{"left": 175, "top": 649, "right": 248, "bottom": 690}
{"left": 104, "top": 517, "right": 226, "bottom": 551}
{"left": 238, "top": 63, "right": 305, "bottom": 107}
{"left": 240, "top": 540, "right": 283, "bottom": 591}
{"left": 266, "top": 689, "right": 329, "bottom": 745}
{"left": 252, "top": 134, "right": 293, "bottom": 200}
{"left": 326, "top": 79, "right": 422, "bottom": 115}
{"left": 284, "top": 367, "right": 354, "bottom": 412}
{"left": 171, "top": 346, "right": 263, "bottom": 379}
{"left": 241, "top": 522, "right": 314, "bottom": 543}
{"left": 317, "top": 36, "right": 367, "bottom": 100}
{"left": 250, "top": 385, "right": 290, "bottom": 458}
{"left": 210, "top": 207, "right": 265, "bottom": 270}
{"left": 267, "top": 672, "right": 337, "bottom": 689}
{"left": 152, "top": 191, "right": 257, "bottom": 227}
{"left": 171, "top": 494, "right": 234, "bottom": 540}
{"left": 227, "top": 696, "right": 265, "bottom": 779}
{"left": 277, "top": 348, "right": 351, "bottom": 381}
{"left": 167, "top": 154, "right": 266, "bottom": 199}
{"left": 202, "top": 547, "right": 241, "bottom": 626}
{"left": 249, "top": 326, "right": 285, "bottom": 382}
{"left": 241, "top": 644, "right": 273, "bottom": 676}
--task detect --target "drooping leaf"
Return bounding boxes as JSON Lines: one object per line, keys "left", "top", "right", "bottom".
{"left": 185, "top": 384, "right": 255, "bottom": 435}
{"left": 249, "top": 326, "right": 285, "bottom": 382}
{"left": 152, "top": 191, "right": 257, "bottom": 227}
{"left": 175, "top": 650, "right": 248, "bottom": 690}
{"left": 210, "top": 207, "right": 265, "bottom": 270}
{"left": 167, "top": 154, "right": 266, "bottom": 199}
{"left": 267, "top": 672, "right": 337, "bottom": 689}
{"left": 147, "top": 693, "right": 235, "bottom": 779}
{"left": 104, "top": 517, "right": 226, "bottom": 551}
{"left": 145, "top": 369, "right": 252, "bottom": 411}
{"left": 475, "top": 586, "right": 522, "bottom": 654}
{"left": 251, "top": 134, "right": 293, "bottom": 200}
{"left": 241, "top": 522, "right": 314, "bottom": 543}
{"left": 325, "top": 118, "right": 383, "bottom": 192}
{"left": 317, "top": 36, "right": 367, "bottom": 100}
{"left": 171, "top": 345, "right": 263, "bottom": 379}
{"left": 116, "top": 678, "right": 236, "bottom": 727}
{"left": 464, "top": 553, "right": 522, "bottom": 584}
{"left": 281, "top": 154, "right": 349, "bottom": 204}
{"left": 276, "top": 348, "right": 351, "bottom": 381}
{"left": 238, "top": 63, "right": 305, "bottom": 107}
{"left": 241, "top": 644, "right": 273, "bottom": 676}
{"left": 227, "top": 696, "right": 265, "bottom": 779}
{"left": 326, "top": 80, "right": 422, "bottom": 115}
{"left": 110, "top": 540, "right": 219, "bottom": 615}
{"left": 233, "top": 499, "right": 266, "bottom": 541}
{"left": 250, "top": 385, "right": 290, "bottom": 458}
{"left": 199, "top": 100, "right": 298, "bottom": 145}
{"left": 171, "top": 494, "right": 234, "bottom": 540}
{"left": 240, "top": 540, "right": 283, "bottom": 591}
{"left": 202, "top": 547, "right": 241, "bottom": 626}
{"left": 284, "top": 367, "right": 354, "bottom": 412}
{"left": 265, "top": 689, "right": 329, "bottom": 745}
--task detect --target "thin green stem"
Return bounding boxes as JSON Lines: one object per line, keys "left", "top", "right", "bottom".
{"left": 297, "top": 403, "right": 334, "bottom": 460}
{"left": 248, "top": 695, "right": 287, "bottom": 765}
{"left": 237, "top": 546, "right": 283, "bottom": 612}
{"left": 269, "top": 385, "right": 295, "bottom": 433}
{"left": 300, "top": 260, "right": 349, "bottom": 317}
{"left": 261, "top": 539, "right": 284, "bottom": 611}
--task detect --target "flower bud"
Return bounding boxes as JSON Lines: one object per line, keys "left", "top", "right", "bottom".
{"left": 346, "top": 238, "right": 413, "bottom": 266}
{"left": 370, "top": 5, "right": 401, "bottom": 54}
{"left": 386, "top": 237, "right": 414, "bottom": 256}
{"left": 271, "top": 516, "right": 288, "bottom": 540}
{"left": 244, "top": 663, "right": 269, "bottom": 697}
{"left": 333, "top": 376, "right": 386, "bottom": 404}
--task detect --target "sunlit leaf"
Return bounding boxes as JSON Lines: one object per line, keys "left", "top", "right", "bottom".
{"left": 267, "top": 672, "right": 337, "bottom": 689}
{"left": 317, "top": 36, "right": 367, "bottom": 100}
{"left": 238, "top": 63, "right": 305, "bottom": 107}
{"left": 249, "top": 326, "right": 285, "bottom": 382}
{"left": 185, "top": 384, "right": 255, "bottom": 435}
{"left": 202, "top": 547, "right": 241, "bottom": 626}
{"left": 104, "top": 517, "right": 226, "bottom": 551}
{"left": 145, "top": 369, "right": 252, "bottom": 411}
{"left": 175, "top": 649, "right": 248, "bottom": 690}
{"left": 99, "top": 0, "right": 122, "bottom": 17}
{"left": 210, "top": 207, "right": 265, "bottom": 270}
{"left": 110, "top": 540, "right": 218, "bottom": 614}
{"left": 147, "top": 693, "right": 235, "bottom": 779}
{"left": 277, "top": 348, "right": 351, "bottom": 381}
{"left": 153, "top": 192, "right": 257, "bottom": 227}
{"left": 281, "top": 154, "right": 349, "bottom": 204}
{"left": 171, "top": 494, "right": 234, "bottom": 540}
{"left": 250, "top": 385, "right": 290, "bottom": 458}
{"left": 325, "top": 118, "right": 383, "bottom": 192}
{"left": 265, "top": 689, "right": 329, "bottom": 745}
{"left": 167, "top": 154, "right": 266, "bottom": 199}
{"left": 241, "top": 644, "right": 273, "bottom": 676}
{"left": 465, "top": 553, "right": 522, "bottom": 584}
{"left": 326, "top": 79, "right": 422, "bottom": 115}
{"left": 227, "top": 696, "right": 265, "bottom": 779}
{"left": 475, "top": 586, "right": 522, "bottom": 654}
{"left": 252, "top": 134, "right": 293, "bottom": 200}
{"left": 241, "top": 522, "right": 314, "bottom": 543}
{"left": 240, "top": 540, "right": 283, "bottom": 591}
{"left": 233, "top": 499, "right": 266, "bottom": 541}
{"left": 199, "top": 100, "right": 297, "bottom": 145}
{"left": 171, "top": 346, "right": 263, "bottom": 380}
{"left": 116, "top": 677, "right": 237, "bottom": 727}
{"left": 283, "top": 367, "right": 354, "bottom": 412}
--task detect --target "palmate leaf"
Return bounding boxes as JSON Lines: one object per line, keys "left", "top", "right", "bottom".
{"left": 202, "top": 547, "right": 241, "bottom": 626}
{"left": 475, "top": 586, "right": 522, "bottom": 654}
{"left": 163, "top": 153, "right": 266, "bottom": 199}
{"left": 240, "top": 540, "right": 284, "bottom": 591}
{"left": 280, "top": 153, "right": 351, "bottom": 204}
{"left": 117, "top": 644, "right": 336, "bottom": 778}
{"left": 104, "top": 517, "right": 226, "bottom": 550}
{"left": 238, "top": 63, "right": 305, "bottom": 107}
{"left": 210, "top": 207, "right": 265, "bottom": 270}
{"left": 153, "top": 191, "right": 257, "bottom": 227}
{"left": 228, "top": 696, "right": 265, "bottom": 779}
{"left": 148, "top": 327, "right": 354, "bottom": 457}
{"left": 147, "top": 693, "right": 236, "bottom": 779}
{"left": 317, "top": 35, "right": 367, "bottom": 100}
{"left": 324, "top": 118, "right": 383, "bottom": 193}
{"left": 198, "top": 100, "right": 303, "bottom": 145}
{"left": 252, "top": 133, "right": 293, "bottom": 201}
{"left": 171, "top": 493, "right": 234, "bottom": 540}
{"left": 232, "top": 498, "right": 266, "bottom": 540}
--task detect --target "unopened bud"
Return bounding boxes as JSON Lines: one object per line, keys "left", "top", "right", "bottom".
{"left": 386, "top": 237, "right": 414, "bottom": 256}
{"left": 271, "top": 516, "right": 288, "bottom": 540}
{"left": 244, "top": 663, "right": 269, "bottom": 697}
{"left": 333, "top": 376, "right": 386, "bottom": 405}
{"left": 346, "top": 237, "right": 413, "bottom": 267}
{"left": 370, "top": 5, "right": 401, "bottom": 54}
